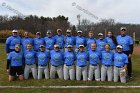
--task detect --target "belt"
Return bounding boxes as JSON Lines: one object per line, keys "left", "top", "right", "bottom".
{"left": 39, "top": 65, "right": 47, "bottom": 66}
{"left": 104, "top": 65, "right": 112, "bottom": 67}
{"left": 26, "top": 64, "right": 34, "bottom": 65}
{"left": 115, "top": 66, "right": 123, "bottom": 68}
{"left": 79, "top": 65, "right": 86, "bottom": 67}
{"left": 91, "top": 64, "right": 97, "bottom": 66}
{"left": 52, "top": 65, "right": 59, "bottom": 67}
{"left": 65, "top": 64, "right": 74, "bottom": 66}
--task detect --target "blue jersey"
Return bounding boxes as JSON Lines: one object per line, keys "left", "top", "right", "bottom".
{"left": 76, "top": 51, "right": 88, "bottom": 67}
{"left": 96, "top": 39, "right": 107, "bottom": 51}
{"left": 54, "top": 35, "right": 65, "bottom": 49}
{"left": 24, "top": 50, "right": 36, "bottom": 64}
{"left": 88, "top": 50, "right": 101, "bottom": 65}
{"left": 101, "top": 50, "right": 114, "bottom": 66}
{"left": 65, "top": 36, "right": 75, "bottom": 47}
{"left": 33, "top": 38, "right": 45, "bottom": 51}
{"left": 6, "top": 36, "right": 21, "bottom": 53}
{"left": 86, "top": 38, "right": 96, "bottom": 51}
{"left": 21, "top": 37, "right": 33, "bottom": 51}
{"left": 36, "top": 51, "right": 50, "bottom": 65}
{"left": 106, "top": 37, "right": 116, "bottom": 50}
{"left": 114, "top": 52, "right": 128, "bottom": 67}
{"left": 44, "top": 36, "right": 55, "bottom": 50}
{"left": 64, "top": 51, "right": 75, "bottom": 66}
{"left": 75, "top": 36, "right": 86, "bottom": 48}
{"left": 50, "top": 50, "right": 64, "bottom": 66}
{"left": 116, "top": 35, "right": 133, "bottom": 51}
{"left": 7, "top": 51, "right": 23, "bottom": 66}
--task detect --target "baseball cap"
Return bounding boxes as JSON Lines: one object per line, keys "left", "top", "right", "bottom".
{"left": 120, "top": 27, "right": 127, "bottom": 31}
{"left": 12, "top": 30, "right": 18, "bottom": 33}
{"left": 79, "top": 45, "right": 84, "bottom": 48}
{"left": 67, "top": 45, "right": 72, "bottom": 48}
{"left": 77, "top": 30, "right": 83, "bottom": 33}
{"left": 54, "top": 44, "right": 60, "bottom": 48}
{"left": 15, "top": 44, "right": 20, "bottom": 48}
{"left": 47, "top": 30, "right": 52, "bottom": 34}
{"left": 57, "top": 29, "right": 62, "bottom": 32}
{"left": 116, "top": 45, "right": 123, "bottom": 49}
{"left": 66, "top": 29, "right": 71, "bottom": 33}
{"left": 98, "top": 33, "right": 103, "bottom": 36}
{"left": 36, "top": 32, "right": 41, "bottom": 35}
{"left": 39, "top": 45, "right": 45, "bottom": 48}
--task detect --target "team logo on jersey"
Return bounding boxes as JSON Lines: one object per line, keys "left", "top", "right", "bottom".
{"left": 38, "top": 54, "right": 46, "bottom": 61}
{"left": 116, "top": 56, "right": 122, "bottom": 62}
{"left": 104, "top": 53, "right": 111, "bottom": 60}
{"left": 26, "top": 53, "right": 33, "bottom": 60}
{"left": 12, "top": 39, "right": 20, "bottom": 44}
{"left": 90, "top": 54, "right": 97, "bottom": 60}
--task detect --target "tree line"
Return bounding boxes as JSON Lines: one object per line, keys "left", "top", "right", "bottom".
{"left": 0, "top": 15, "right": 140, "bottom": 40}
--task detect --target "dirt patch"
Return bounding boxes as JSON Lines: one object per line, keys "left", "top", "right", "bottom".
{"left": 134, "top": 46, "right": 140, "bottom": 55}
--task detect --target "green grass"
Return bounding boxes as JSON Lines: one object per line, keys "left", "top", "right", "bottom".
{"left": 0, "top": 43, "right": 140, "bottom": 93}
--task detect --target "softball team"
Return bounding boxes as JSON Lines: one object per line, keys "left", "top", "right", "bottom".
{"left": 6, "top": 27, "right": 133, "bottom": 83}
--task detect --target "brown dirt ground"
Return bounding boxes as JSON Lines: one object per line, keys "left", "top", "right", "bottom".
{"left": 134, "top": 46, "right": 140, "bottom": 55}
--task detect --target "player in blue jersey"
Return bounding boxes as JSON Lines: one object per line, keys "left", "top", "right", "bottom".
{"left": 21, "top": 32, "right": 33, "bottom": 51}
{"left": 50, "top": 44, "right": 64, "bottom": 79}
{"left": 105, "top": 31, "right": 117, "bottom": 51}
{"left": 114, "top": 45, "right": 128, "bottom": 83}
{"left": 36, "top": 45, "right": 50, "bottom": 79}
{"left": 24, "top": 44, "right": 37, "bottom": 79}
{"left": 6, "top": 30, "right": 21, "bottom": 54}
{"left": 33, "top": 32, "right": 45, "bottom": 51}
{"left": 75, "top": 30, "right": 86, "bottom": 52}
{"left": 96, "top": 33, "right": 107, "bottom": 51}
{"left": 63, "top": 45, "right": 75, "bottom": 80}
{"left": 54, "top": 29, "right": 65, "bottom": 52}
{"left": 101, "top": 44, "right": 114, "bottom": 81}
{"left": 86, "top": 31, "right": 96, "bottom": 51}
{"left": 6, "top": 44, "right": 24, "bottom": 81}
{"left": 116, "top": 27, "right": 133, "bottom": 78}
{"left": 76, "top": 45, "right": 88, "bottom": 81}
{"left": 64, "top": 29, "right": 75, "bottom": 51}
{"left": 88, "top": 43, "right": 101, "bottom": 81}
{"left": 44, "top": 30, "right": 55, "bottom": 52}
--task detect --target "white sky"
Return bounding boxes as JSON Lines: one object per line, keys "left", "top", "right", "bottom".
{"left": 0, "top": 0, "right": 140, "bottom": 25}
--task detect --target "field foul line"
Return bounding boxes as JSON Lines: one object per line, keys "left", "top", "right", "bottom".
{"left": 0, "top": 86, "right": 140, "bottom": 88}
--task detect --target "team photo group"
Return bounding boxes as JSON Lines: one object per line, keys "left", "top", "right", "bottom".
{"left": 5, "top": 27, "right": 133, "bottom": 83}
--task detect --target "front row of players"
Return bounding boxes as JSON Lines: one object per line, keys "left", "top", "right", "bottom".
{"left": 7, "top": 43, "right": 128, "bottom": 83}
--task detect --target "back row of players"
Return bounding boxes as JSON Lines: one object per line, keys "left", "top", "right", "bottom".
{"left": 6, "top": 27, "right": 133, "bottom": 83}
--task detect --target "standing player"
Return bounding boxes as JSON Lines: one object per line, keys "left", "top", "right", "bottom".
{"left": 88, "top": 43, "right": 101, "bottom": 81}
{"left": 54, "top": 29, "right": 65, "bottom": 52}
{"left": 86, "top": 31, "right": 96, "bottom": 51}
{"left": 101, "top": 44, "right": 114, "bottom": 81}
{"left": 64, "top": 29, "right": 75, "bottom": 51}
{"left": 116, "top": 27, "right": 133, "bottom": 78}
{"left": 21, "top": 32, "right": 33, "bottom": 51}
{"left": 105, "top": 31, "right": 117, "bottom": 51}
{"left": 6, "top": 30, "right": 21, "bottom": 54}
{"left": 36, "top": 45, "right": 50, "bottom": 79}
{"left": 114, "top": 45, "right": 128, "bottom": 83}
{"left": 96, "top": 33, "right": 107, "bottom": 52}
{"left": 24, "top": 44, "right": 37, "bottom": 79}
{"left": 33, "top": 32, "right": 45, "bottom": 52}
{"left": 50, "top": 44, "right": 64, "bottom": 79}
{"left": 76, "top": 45, "right": 88, "bottom": 81}
{"left": 6, "top": 44, "right": 24, "bottom": 81}
{"left": 64, "top": 45, "right": 75, "bottom": 80}
{"left": 44, "top": 30, "right": 55, "bottom": 52}
{"left": 75, "top": 31, "right": 86, "bottom": 52}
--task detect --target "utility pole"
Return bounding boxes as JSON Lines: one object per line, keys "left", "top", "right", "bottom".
{"left": 77, "top": 14, "right": 81, "bottom": 30}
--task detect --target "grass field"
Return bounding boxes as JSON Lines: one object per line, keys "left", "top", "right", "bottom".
{"left": 0, "top": 43, "right": 140, "bottom": 93}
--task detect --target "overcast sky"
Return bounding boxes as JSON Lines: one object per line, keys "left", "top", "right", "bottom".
{"left": 0, "top": 0, "right": 140, "bottom": 25}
